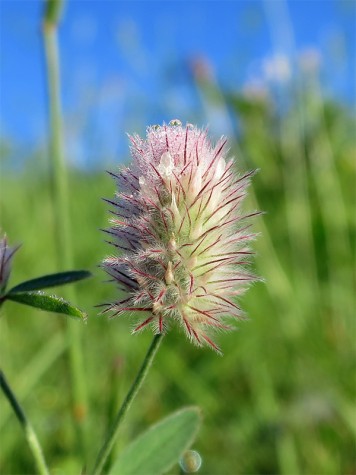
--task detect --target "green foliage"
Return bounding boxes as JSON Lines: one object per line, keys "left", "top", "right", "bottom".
{"left": 0, "top": 88, "right": 354, "bottom": 475}
{"left": 1, "top": 270, "right": 90, "bottom": 320}
{"left": 8, "top": 270, "right": 91, "bottom": 294}
{"left": 5, "top": 292, "right": 87, "bottom": 320}
{"left": 110, "top": 407, "right": 201, "bottom": 475}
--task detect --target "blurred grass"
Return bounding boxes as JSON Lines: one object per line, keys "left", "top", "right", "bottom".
{"left": 0, "top": 83, "right": 355, "bottom": 475}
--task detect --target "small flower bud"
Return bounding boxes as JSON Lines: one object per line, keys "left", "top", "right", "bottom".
{"left": 190, "top": 167, "right": 202, "bottom": 196}
{"left": 170, "top": 193, "right": 181, "bottom": 226}
{"left": 158, "top": 151, "right": 174, "bottom": 181}
{"left": 168, "top": 234, "right": 177, "bottom": 252}
{"left": 165, "top": 261, "right": 174, "bottom": 285}
{"left": 169, "top": 119, "right": 182, "bottom": 127}
{"left": 152, "top": 302, "right": 162, "bottom": 314}
{"left": 179, "top": 450, "right": 202, "bottom": 473}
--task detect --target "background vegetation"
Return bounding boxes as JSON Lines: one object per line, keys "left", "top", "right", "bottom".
{"left": 0, "top": 2, "right": 355, "bottom": 475}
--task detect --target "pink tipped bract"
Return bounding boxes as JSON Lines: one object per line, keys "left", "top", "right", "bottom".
{"left": 103, "top": 120, "right": 259, "bottom": 352}
{"left": 0, "top": 234, "right": 19, "bottom": 294}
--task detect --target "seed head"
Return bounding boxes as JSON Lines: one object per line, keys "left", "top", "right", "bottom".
{"left": 103, "top": 122, "right": 259, "bottom": 352}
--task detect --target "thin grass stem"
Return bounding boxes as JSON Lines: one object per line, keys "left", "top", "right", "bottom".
{"left": 42, "top": 4, "right": 88, "bottom": 461}
{"left": 91, "top": 334, "right": 163, "bottom": 475}
{"left": 0, "top": 369, "right": 50, "bottom": 475}
{"left": 0, "top": 333, "right": 66, "bottom": 431}
{"left": 263, "top": 0, "right": 319, "bottom": 300}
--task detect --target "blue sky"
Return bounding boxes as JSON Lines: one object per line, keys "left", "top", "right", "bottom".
{"left": 0, "top": 0, "right": 355, "bottom": 168}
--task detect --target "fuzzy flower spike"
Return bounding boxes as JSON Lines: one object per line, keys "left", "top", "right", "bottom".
{"left": 103, "top": 120, "right": 260, "bottom": 353}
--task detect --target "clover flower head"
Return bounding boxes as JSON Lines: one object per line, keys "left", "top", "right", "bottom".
{"left": 103, "top": 120, "right": 260, "bottom": 353}
{"left": 0, "top": 234, "right": 19, "bottom": 294}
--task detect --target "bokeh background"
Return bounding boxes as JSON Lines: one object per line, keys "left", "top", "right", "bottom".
{"left": 0, "top": 1, "right": 355, "bottom": 474}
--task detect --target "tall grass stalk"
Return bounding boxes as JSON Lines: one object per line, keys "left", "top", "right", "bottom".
{"left": 0, "top": 370, "right": 50, "bottom": 475}
{"left": 263, "top": 0, "right": 319, "bottom": 303}
{"left": 306, "top": 75, "right": 353, "bottom": 325}
{"left": 0, "top": 333, "right": 66, "bottom": 432}
{"left": 42, "top": 0, "right": 88, "bottom": 460}
{"left": 92, "top": 334, "right": 163, "bottom": 475}
{"left": 264, "top": 0, "right": 353, "bottom": 332}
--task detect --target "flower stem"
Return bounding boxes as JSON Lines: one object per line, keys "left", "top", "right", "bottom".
{"left": 0, "top": 369, "right": 49, "bottom": 475}
{"left": 42, "top": 6, "right": 88, "bottom": 461}
{"left": 91, "top": 334, "right": 163, "bottom": 475}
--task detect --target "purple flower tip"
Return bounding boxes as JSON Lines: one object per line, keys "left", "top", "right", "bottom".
{"left": 0, "top": 234, "right": 20, "bottom": 295}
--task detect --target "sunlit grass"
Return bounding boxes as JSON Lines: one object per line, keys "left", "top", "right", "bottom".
{"left": 1, "top": 81, "right": 354, "bottom": 473}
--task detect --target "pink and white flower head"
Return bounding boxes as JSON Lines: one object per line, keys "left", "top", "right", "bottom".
{"left": 103, "top": 120, "right": 260, "bottom": 353}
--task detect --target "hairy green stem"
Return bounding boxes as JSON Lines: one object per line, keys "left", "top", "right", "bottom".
{"left": 92, "top": 334, "right": 163, "bottom": 475}
{"left": 42, "top": 6, "right": 88, "bottom": 461}
{"left": 43, "top": 22, "right": 70, "bottom": 263}
{"left": 0, "top": 369, "right": 50, "bottom": 475}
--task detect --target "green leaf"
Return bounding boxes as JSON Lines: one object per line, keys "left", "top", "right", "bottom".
{"left": 6, "top": 292, "right": 86, "bottom": 320}
{"left": 8, "top": 270, "right": 91, "bottom": 294}
{"left": 109, "top": 407, "right": 201, "bottom": 475}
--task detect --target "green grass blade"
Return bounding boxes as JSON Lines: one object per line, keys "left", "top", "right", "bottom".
{"left": 0, "top": 333, "right": 66, "bottom": 432}
{"left": 6, "top": 291, "right": 87, "bottom": 319}
{"left": 8, "top": 270, "right": 91, "bottom": 294}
